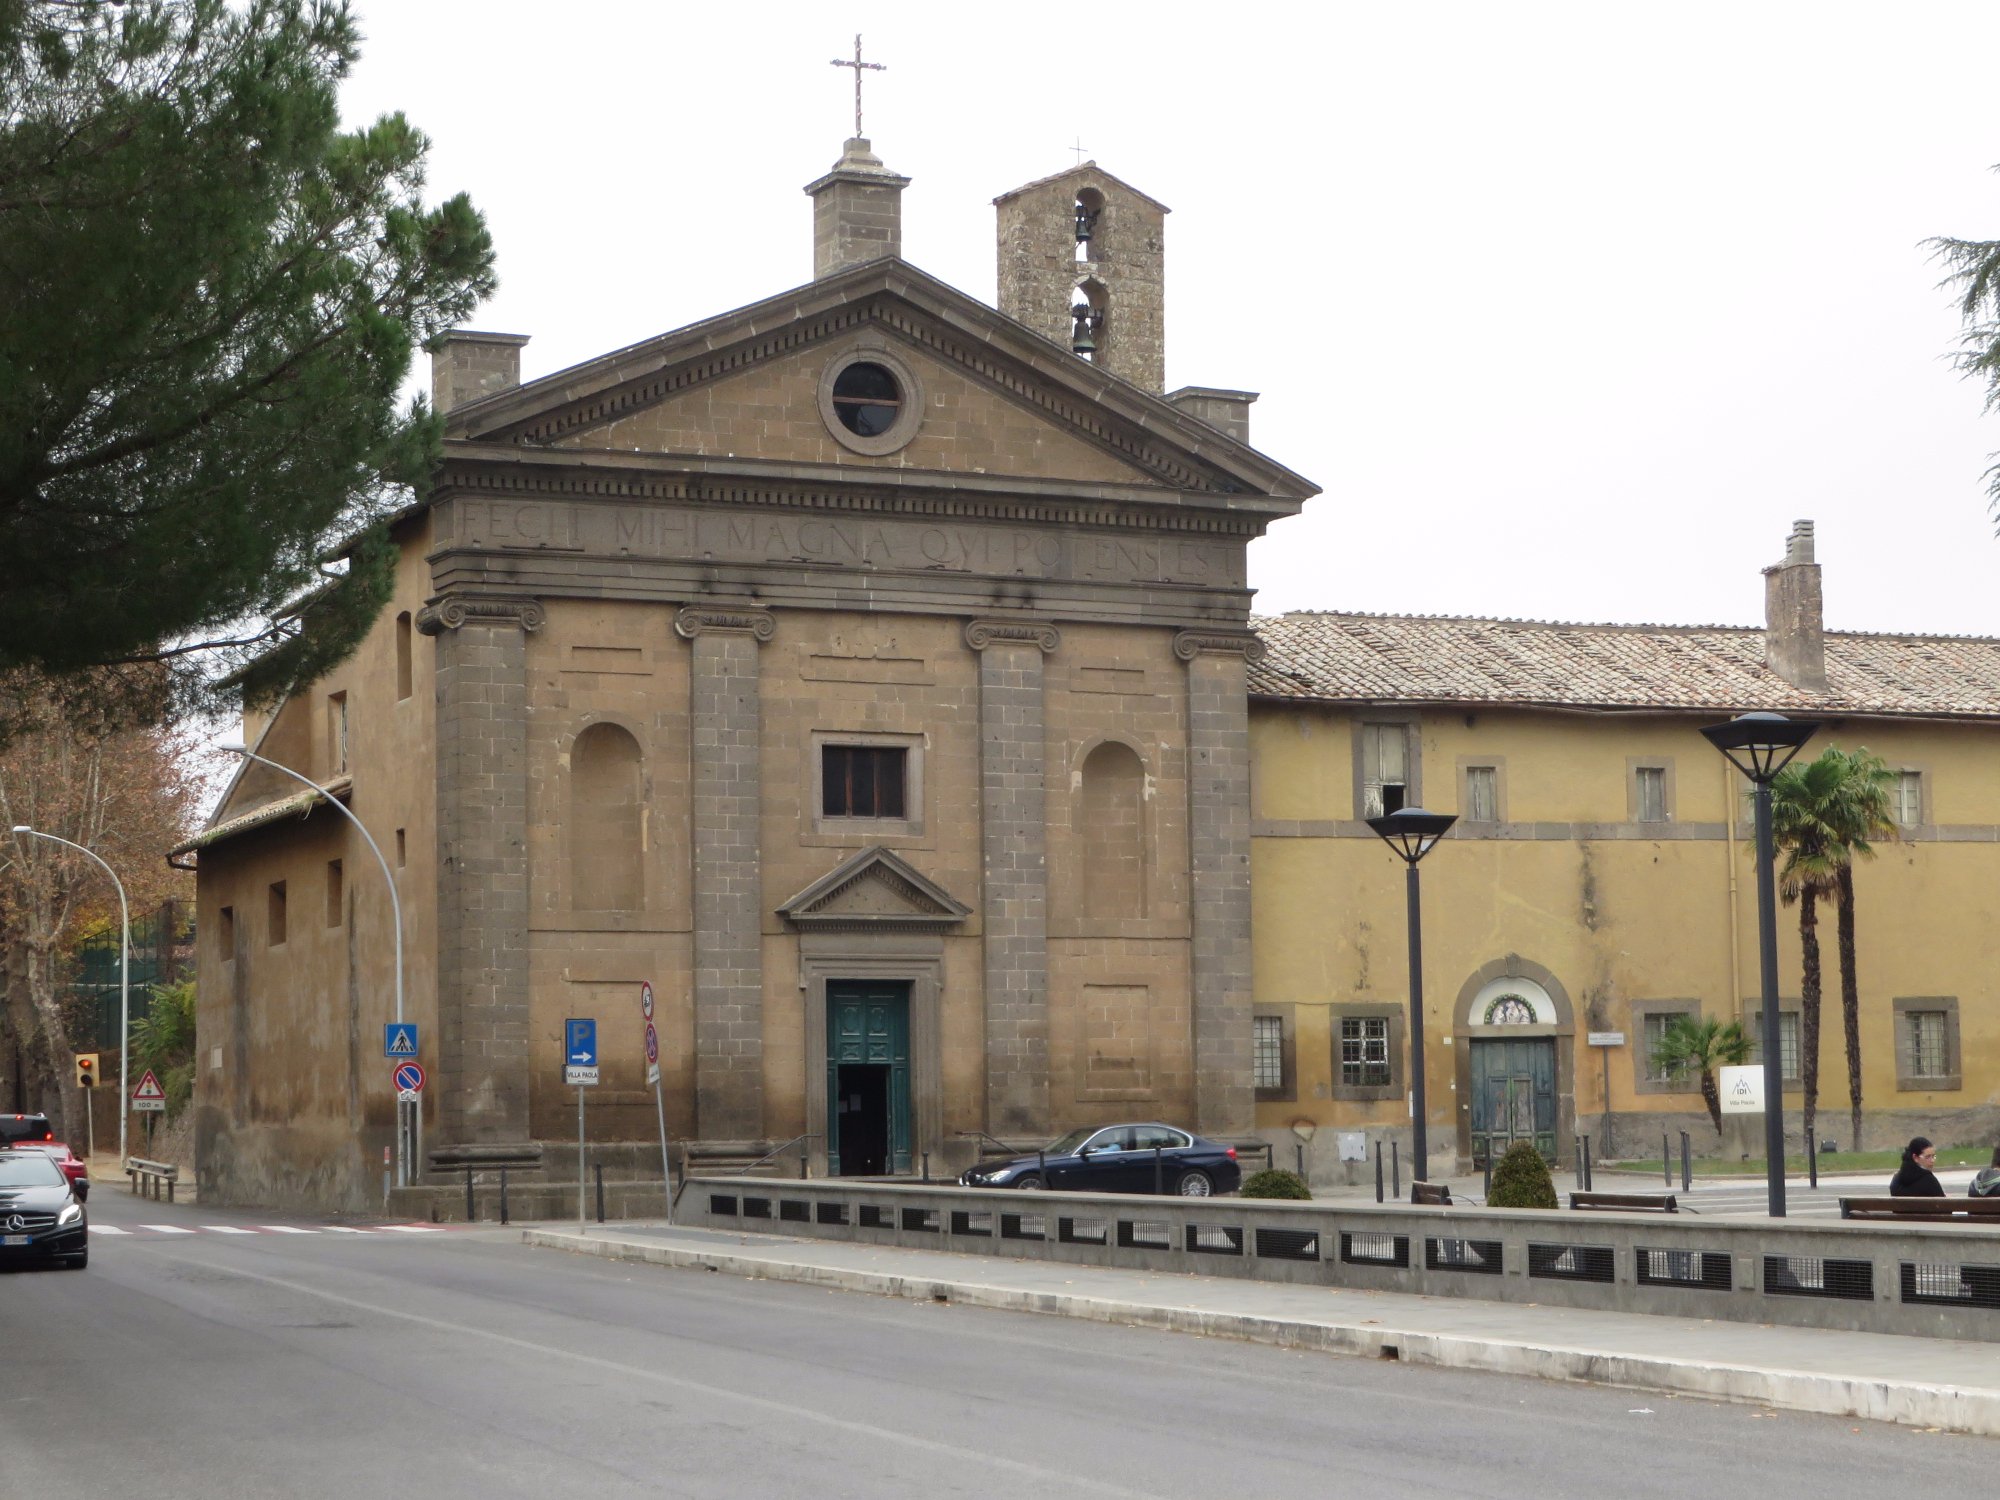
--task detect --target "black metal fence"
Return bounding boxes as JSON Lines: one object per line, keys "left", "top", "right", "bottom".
{"left": 59, "top": 901, "right": 192, "bottom": 1048}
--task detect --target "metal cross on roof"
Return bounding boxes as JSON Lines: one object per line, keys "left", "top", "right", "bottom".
{"left": 1069, "top": 138, "right": 1090, "bottom": 167}
{"left": 830, "top": 34, "right": 886, "bottom": 139}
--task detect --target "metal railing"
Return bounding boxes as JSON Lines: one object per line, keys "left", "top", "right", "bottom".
{"left": 742, "top": 1133, "right": 820, "bottom": 1178}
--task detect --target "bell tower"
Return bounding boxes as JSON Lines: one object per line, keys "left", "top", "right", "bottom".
{"left": 994, "top": 163, "right": 1168, "bottom": 393}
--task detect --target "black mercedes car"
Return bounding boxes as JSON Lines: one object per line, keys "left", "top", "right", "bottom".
{"left": 0, "top": 1149, "right": 88, "bottom": 1269}
{"left": 959, "top": 1122, "right": 1241, "bottom": 1197}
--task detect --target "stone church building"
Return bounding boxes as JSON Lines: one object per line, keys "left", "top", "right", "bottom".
{"left": 183, "top": 140, "right": 1318, "bottom": 1207}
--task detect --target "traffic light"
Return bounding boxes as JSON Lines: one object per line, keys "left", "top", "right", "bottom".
{"left": 75, "top": 1053, "right": 98, "bottom": 1089}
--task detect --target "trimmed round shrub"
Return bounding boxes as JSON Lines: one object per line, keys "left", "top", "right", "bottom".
{"left": 1486, "top": 1141, "right": 1557, "bottom": 1209}
{"left": 1239, "top": 1168, "right": 1312, "bottom": 1200}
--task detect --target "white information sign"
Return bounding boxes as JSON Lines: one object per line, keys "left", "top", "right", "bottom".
{"left": 1586, "top": 1031, "right": 1625, "bottom": 1047}
{"left": 646, "top": 1061, "right": 661, "bottom": 1086}
{"left": 564, "top": 1065, "right": 600, "bottom": 1087}
{"left": 1718, "top": 1064, "right": 1765, "bottom": 1115}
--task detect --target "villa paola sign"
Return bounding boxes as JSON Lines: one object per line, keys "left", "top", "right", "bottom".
{"left": 448, "top": 499, "right": 1243, "bottom": 589}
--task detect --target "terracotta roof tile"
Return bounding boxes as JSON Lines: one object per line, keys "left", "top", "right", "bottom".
{"left": 1249, "top": 613, "right": 2000, "bottom": 719}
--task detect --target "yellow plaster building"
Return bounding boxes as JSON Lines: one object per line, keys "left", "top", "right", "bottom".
{"left": 1248, "top": 523, "right": 2000, "bottom": 1177}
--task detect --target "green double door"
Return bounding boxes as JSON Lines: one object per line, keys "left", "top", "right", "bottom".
{"left": 1470, "top": 1037, "right": 1558, "bottom": 1166}
{"left": 826, "top": 981, "right": 912, "bottom": 1176}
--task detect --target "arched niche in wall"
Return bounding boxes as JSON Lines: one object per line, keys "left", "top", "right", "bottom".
{"left": 570, "top": 720, "right": 645, "bottom": 913}
{"left": 1079, "top": 739, "right": 1147, "bottom": 920}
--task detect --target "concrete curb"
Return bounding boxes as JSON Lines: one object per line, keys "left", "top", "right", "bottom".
{"left": 524, "top": 1228, "right": 2000, "bottom": 1437}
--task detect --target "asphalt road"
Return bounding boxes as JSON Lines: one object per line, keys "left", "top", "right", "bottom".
{"left": 3, "top": 1190, "right": 1992, "bottom": 1499}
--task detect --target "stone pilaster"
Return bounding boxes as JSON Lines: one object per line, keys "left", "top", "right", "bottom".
{"left": 418, "top": 594, "right": 544, "bottom": 1145}
{"left": 676, "top": 605, "right": 775, "bottom": 1143}
{"left": 1175, "top": 628, "right": 1264, "bottom": 1137}
{"left": 967, "top": 618, "right": 1060, "bottom": 1138}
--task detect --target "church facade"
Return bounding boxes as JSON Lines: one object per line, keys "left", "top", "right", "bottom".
{"left": 182, "top": 143, "right": 1317, "bottom": 1208}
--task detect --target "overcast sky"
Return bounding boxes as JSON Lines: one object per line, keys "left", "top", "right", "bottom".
{"left": 339, "top": 2, "right": 2000, "bottom": 638}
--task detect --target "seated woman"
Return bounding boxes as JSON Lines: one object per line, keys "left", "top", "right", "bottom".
{"left": 1970, "top": 1145, "right": 2000, "bottom": 1199}
{"left": 1889, "top": 1136, "right": 1945, "bottom": 1197}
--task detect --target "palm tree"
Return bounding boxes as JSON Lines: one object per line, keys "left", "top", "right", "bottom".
{"left": 1825, "top": 749, "right": 1898, "bottom": 1150}
{"left": 1652, "top": 1015, "right": 1754, "bottom": 1134}
{"left": 1769, "top": 752, "right": 1850, "bottom": 1158}
{"left": 1769, "top": 748, "right": 1900, "bottom": 1153}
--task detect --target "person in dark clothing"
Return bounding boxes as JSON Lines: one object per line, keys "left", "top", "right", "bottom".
{"left": 1890, "top": 1136, "right": 1945, "bottom": 1197}
{"left": 1970, "top": 1145, "right": 2000, "bottom": 1199}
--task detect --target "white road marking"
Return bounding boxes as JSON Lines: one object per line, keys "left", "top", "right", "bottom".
{"left": 139, "top": 1225, "right": 195, "bottom": 1234}
{"left": 92, "top": 1225, "right": 131, "bottom": 1235}
{"left": 202, "top": 1262, "right": 1159, "bottom": 1500}
{"left": 259, "top": 1226, "right": 318, "bottom": 1234}
{"left": 202, "top": 1226, "right": 257, "bottom": 1234}
{"left": 321, "top": 1227, "right": 374, "bottom": 1234}
{"left": 380, "top": 1225, "right": 445, "bottom": 1233}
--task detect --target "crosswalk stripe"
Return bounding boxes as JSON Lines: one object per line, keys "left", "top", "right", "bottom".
{"left": 202, "top": 1225, "right": 257, "bottom": 1234}
{"left": 381, "top": 1225, "right": 445, "bottom": 1234}
{"left": 92, "top": 1225, "right": 130, "bottom": 1235}
{"left": 259, "top": 1226, "right": 318, "bottom": 1234}
{"left": 139, "top": 1225, "right": 194, "bottom": 1234}
{"left": 321, "top": 1226, "right": 373, "bottom": 1234}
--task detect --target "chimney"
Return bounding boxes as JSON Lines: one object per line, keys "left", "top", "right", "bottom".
{"left": 430, "top": 330, "right": 529, "bottom": 413}
{"left": 804, "top": 138, "right": 909, "bottom": 279}
{"left": 1166, "top": 386, "right": 1258, "bottom": 445}
{"left": 1763, "top": 519, "right": 1826, "bottom": 692}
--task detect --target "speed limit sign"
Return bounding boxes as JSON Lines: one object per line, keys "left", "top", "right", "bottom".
{"left": 640, "top": 981, "right": 654, "bottom": 1020}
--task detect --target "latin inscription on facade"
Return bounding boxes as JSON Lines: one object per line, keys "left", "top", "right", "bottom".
{"left": 449, "top": 499, "right": 1242, "bottom": 588}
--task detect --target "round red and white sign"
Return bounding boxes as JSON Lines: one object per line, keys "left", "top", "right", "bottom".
{"left": 639, "top": 981, "right": 654, "bottom": 1020}
{"left": 644, "top": 1022, "right": 659, "bottom": 1065}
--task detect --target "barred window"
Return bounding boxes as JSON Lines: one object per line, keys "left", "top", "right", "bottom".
{"left": 1909, "top": 1010, "right": 1949, "bottom": 1079}
{"left": 1643, "top": 1010, "right": 1676, "bottom": 1084}
{"left": 1778, "top": 1012, "right": 1800, "bottom": 1084}
{"left": 1341, "top": 1016, "right": 1390, "bottom": 1088}
{"left": 1253, "top": 1016, "right": 1285, "bottom": 1091}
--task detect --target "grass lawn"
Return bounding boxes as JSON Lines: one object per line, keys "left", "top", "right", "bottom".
{"left": 1607, "top": 1145, "right": 1991, "bottom": 1177}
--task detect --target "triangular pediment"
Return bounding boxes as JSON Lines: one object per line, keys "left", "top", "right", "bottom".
{"left": 777, "top": 846, "right": 971, "bottom": 931}
{"left": 442, "top": 260, "right": 1315, "bottom": 505}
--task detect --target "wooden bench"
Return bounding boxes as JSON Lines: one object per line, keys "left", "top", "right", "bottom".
{"left": 1571, "top": 1191, "right": 1678, "bottom": 1212}
{"left": 1410, "top": 1181, "right": 1452, "bottom": 1206}
{"left": 428, "top": 1144, "right": 543, "bottom": 1224}
{"left": 127, "top": 1158, "right": 179, "bottom": 1202}
{"left": 1839, "top": 1196, "right": 2000, "bottom": 1223}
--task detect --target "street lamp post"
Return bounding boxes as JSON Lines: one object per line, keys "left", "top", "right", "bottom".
{"left": 1700, "top": 711, "right": 1818, "bottom": 1218}
{"left": 214, "top": 743, "right": 408, "bottom": 1182}
{"left": 1365, "top": 806, "right": 1457, "bottom": 1188}
{"left": 11, "top": 827, "right": 129, "bottom": 1164}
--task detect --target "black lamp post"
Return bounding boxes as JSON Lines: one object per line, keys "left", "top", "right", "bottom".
{"left": 1366, "top": 807, "right": 1457, "bottom": 1187}
{"left": 1700, "top": 711, "right": 1819, "bottom": 1217}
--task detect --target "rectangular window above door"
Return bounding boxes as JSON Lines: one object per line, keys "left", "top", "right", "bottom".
{"left": 821, "top": 745, "right": 907, "bottom": 819}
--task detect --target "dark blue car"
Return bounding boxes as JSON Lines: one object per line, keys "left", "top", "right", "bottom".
{"left": 960, "top": 1122, "right": 1240, "bottom": 1197}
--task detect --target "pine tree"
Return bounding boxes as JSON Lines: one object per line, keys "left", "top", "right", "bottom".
{"left": 0, "top": 1, "right": 494, "bottom": 719}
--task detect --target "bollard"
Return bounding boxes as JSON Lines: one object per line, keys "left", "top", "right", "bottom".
{"left": 464, "top": 1166, "right": 475, "bottom": 1223}
{"left": 1579, "top": 1134, "right": 1592, "bottom": 1192}
{"left": 1663, "top": 1132, "right": 1672, "bottom": 1187}
{"left": 595, "top": 1163, "right": 605, "bottom": 1224}
{"left": 1679, "top": 1131, "right": 1692, "bottom": 1192}
{"left": 1154, "top": 1146, "right": 1164, "bottom": 1196}
{"left": 500, "top": 1166, "right": 510, "bottom": 1226}
{"left": 1483, "top": 1149, "right": 1493, "bottom": 1200}
{"left": 1296, "top": 1142, "right": 1305, "bottom": 1177}
{"left": 1375, "top": 1142, "right": 1384, "bottom": 1204}
{"left": 799, "top": 1153, "right": 808, "bottom": 1180}
{"left": 1808, "top": 1130, "right": 1818, "bottom": 1190}
{"left": 922, "top": 1151, "right": 930, "bottom": 1183}
{"left": 1391, "top": 1141, "right": 1401, "bottom": 1201}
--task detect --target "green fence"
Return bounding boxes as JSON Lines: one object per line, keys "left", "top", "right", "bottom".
{"left": 61, "top": 902, "right": 192, "bottom": 1048}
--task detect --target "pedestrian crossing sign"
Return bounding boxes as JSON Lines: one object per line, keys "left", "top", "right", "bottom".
{"left": 383, "top": 1023, "right": 420, "bottom": 1058}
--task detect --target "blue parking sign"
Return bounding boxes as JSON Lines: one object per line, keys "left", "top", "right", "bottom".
{"left": 564, "top": 1018, "right": 597, "bottom": 1067}
{"left": 383, "top": 1023, "right": 419, "bottom": 1058}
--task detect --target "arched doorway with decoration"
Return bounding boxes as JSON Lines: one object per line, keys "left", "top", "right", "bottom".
{"left": 1451, "top": 957, "right": 1576, "bottom": 1168}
